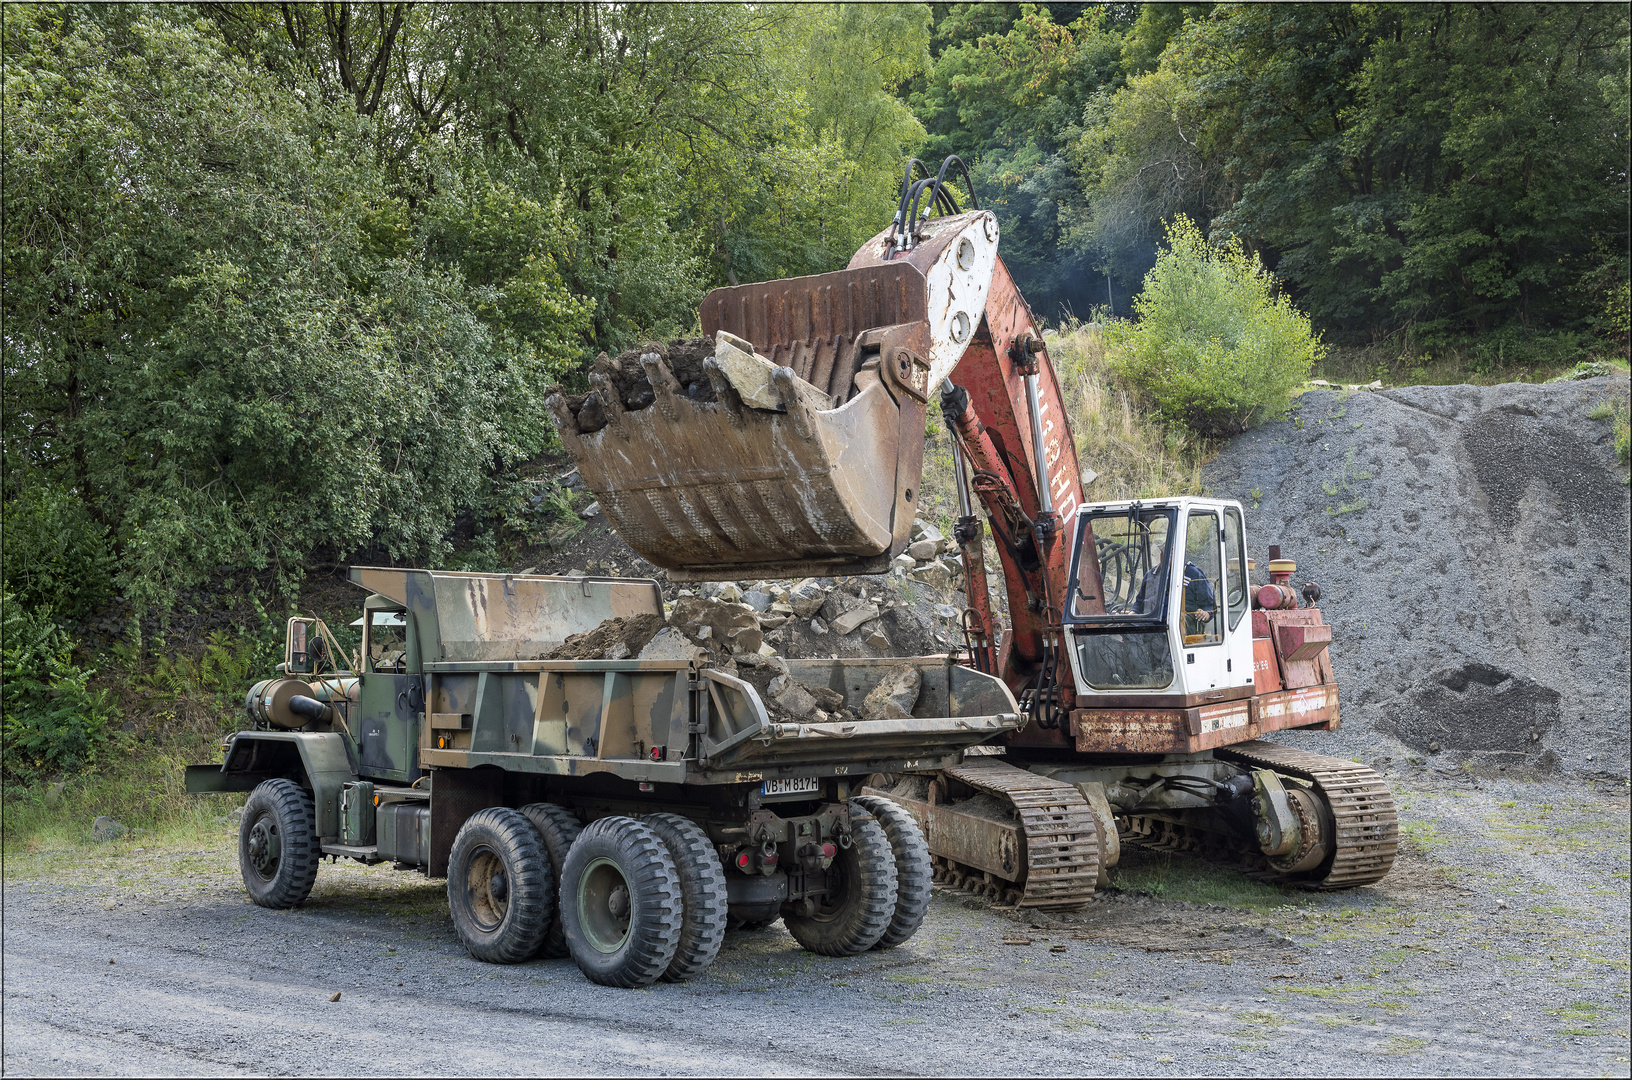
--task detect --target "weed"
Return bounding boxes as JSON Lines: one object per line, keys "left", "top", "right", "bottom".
{"left": 1382, "top": 1036, "right": 1428, "bottom": 1054}
{"left": 1107, "top": 846, "right": 1307, "bottom": 911}
{"left": 1045, "top": 324, "right": 1209, "bottom": 500}
{"left": 1586, "top": 397, "right": 1631, "bottom": 468}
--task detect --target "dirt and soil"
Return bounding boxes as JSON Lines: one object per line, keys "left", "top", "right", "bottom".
{"left": 563, "top": 338, "right": 720, "bottom": 426}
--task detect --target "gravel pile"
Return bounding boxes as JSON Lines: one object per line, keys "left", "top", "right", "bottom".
{"left": 1204, "top": 375, "right": 1631, "bottom": 777}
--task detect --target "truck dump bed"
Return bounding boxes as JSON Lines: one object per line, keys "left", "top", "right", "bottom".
{"left": 351, "top": 567, "right": 1020, "bottom": 784}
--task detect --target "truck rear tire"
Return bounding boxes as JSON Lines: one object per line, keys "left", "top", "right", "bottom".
{"left": 853, "top": 795, "right": 932, "bottom": 949}
{"left": 782, "top": 816, "right": 897, "bottom": 956}
{"left": 559, "top": 816, "right": 683, "bottom": 988}
{"left": 239, "top": 779, "right": 321, "bottom": 909}
{"left": 643, "top": 813, "right": 728, "bottom": 982}
{"left": 518, "top": 802, "right": 582, "bottom": 959}
{"left": 447, "top": 807, "right": 554, "bottom": 964}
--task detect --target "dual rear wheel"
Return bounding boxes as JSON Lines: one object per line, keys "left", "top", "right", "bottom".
{"left": 441, "top": 799, "right": 932, "bottom": 986}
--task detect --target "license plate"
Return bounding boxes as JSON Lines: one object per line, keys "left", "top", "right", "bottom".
{"left": 761, "top": 776, "right": 820, "bottom": 797}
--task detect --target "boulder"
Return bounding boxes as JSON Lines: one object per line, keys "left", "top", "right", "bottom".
{"left": 861, "top": 665, "right": 922, "bottom": 720}
{"left": 912, "top": 559, "right": 954, "bottom": 591}
{"left": 864, "top": 628, "right": 890, "bottom": 650}
{"left": 809, "top": 617, "right": 829, "bottom": 635}
{"left": 830, "top": 603, "right": 880, "bottom": 636}
{"left": 910, "top": 518, "right": 945, "bottom": 544}
{"left": 740, "top": 590, "right": 775, "bottom": 613}
{"left": 715, "top": 583, "right": 743, "bottom": 603}
{"left": 637, "top": 628, "right": 708, "bottom": 662}
{"left": 91, "top": 816, "right": 128, "bottom": 843}
{"left": 892, "top": 554, "right": 916, "bottom": 572}
{"left": 766, "top": 674, "right": 819, "bottom": 717}
{"left": 714, "top": 332, "right": 832, "bottom": 413}
{"left": 807, "top": 684, "right": 846, "bottom": 711}
{"left": 788, "top": 579, "right": 828, "bottom": 618}
{"left": 906, "top": 539, "right": 940, "bottom": 562}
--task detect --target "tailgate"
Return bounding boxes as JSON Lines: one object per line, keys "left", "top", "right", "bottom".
{"left": 698, "top": 657, "right": 1020, "bottom": 772}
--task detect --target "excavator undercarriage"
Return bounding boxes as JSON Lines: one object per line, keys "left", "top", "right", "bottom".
{"left": 548, "top": 157, "right": 1396, "bottom": 910}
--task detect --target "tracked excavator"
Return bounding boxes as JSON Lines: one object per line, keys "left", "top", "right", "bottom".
{"left": 546, "top": 158, "right": 1397, "bottom": 910}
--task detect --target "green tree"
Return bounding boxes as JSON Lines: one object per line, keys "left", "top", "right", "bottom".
{"left": 1, "top": 6, "right": 579, "bottom": 610}
{"left": 1075, "top": 4, "right": 1630, "bottom": 347}
{"left": 1105, "top": 217, "right": 1324, "bottom": 435}
{"left": 911, "top": 4, "right": 1129, "bottom": 320}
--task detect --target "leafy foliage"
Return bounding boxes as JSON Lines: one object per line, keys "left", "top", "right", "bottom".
{"left": 0, "top": 481, "right": 116, "bottom": 621}
{"left": 1105, "top": 218, "right": 1324, "bottom": 435}
{"left": 1, "top": 595, "right": 117, "bottom": 784}
{"left": 1, "top": 4, "right": 934, "bottom": 616}
{"left": 1072, "top": 4, "right": 1630, "bottom": 347}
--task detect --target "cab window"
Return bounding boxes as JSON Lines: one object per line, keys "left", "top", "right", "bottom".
{"left": 1224, "top": 507, "right": 1247, "bottom": 631}
{"left": 1068, "top": 508, "right": 1175, "bottom": 621}
{"left": 1182, "top": 511, "right": 1223, "bottom": 646}
{"left": 367, "top": 610, "right": 408, "bottom": 673}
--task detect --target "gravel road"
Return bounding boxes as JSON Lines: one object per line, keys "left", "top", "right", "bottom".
{"left": 5, "top": 768, "right": 1626, "bottom": 1077}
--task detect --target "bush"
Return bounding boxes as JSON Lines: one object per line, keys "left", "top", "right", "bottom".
{"left": 1104, "top": 216, "right": 1325, "bottom": 435}
{"left": 1, "top": 594, "right": 118, "bottom": 785}
{"left": 0, "top": 480, "right": 117, "bottom": 621}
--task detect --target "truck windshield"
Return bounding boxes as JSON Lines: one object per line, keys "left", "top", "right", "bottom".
{"left": 1067, "top": 508, "right": 1176, "bottom": 623}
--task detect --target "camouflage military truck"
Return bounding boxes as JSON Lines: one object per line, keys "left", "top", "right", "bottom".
{"left": 187, "top": 567, "right": 1020, "bottom": 987}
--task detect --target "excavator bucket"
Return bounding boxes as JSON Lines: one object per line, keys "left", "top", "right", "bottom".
{"left": 546, "top": 211, "right": 1000, "bottom": 581}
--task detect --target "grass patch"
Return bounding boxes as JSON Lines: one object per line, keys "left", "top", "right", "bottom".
{"left": 1046, "top": 324, "right": 1210, "bottom": 500}
{"left": 1587, "top": 396, "right": 1631, "bottom": 468}
{"left": 1381, "top": 1036, "right": 1429, "bottom": 1054}
{"left": 1106, "top": 846, "right": 1307, "bottom": 911}
{"left": 1316, "top": 329, "right": 1624, "bottom": 387}
{"left": 1, "top": 730, "right": 241, "bottom": 863}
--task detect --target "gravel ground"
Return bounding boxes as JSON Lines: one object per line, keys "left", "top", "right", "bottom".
{"left": 4, "top": 768, "right": 1627, "bottom": 1077}
{"left": 1205, "top": 376, "right": 1631, "bottom": 778}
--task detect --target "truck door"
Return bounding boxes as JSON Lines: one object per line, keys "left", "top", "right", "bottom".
{"left": 356, "top": 606, "right": 424, "bottom": 783}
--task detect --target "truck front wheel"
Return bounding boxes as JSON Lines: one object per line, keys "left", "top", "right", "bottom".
{"left": 447, "top": 808, "right": 554, "bottom": 964}
{"left": 239, "top": 779, "right": 321, "bottom": 909}
{"left": 782, "top": 816, "right": 898, "bottom": 956}
{"left": 559, "top": 816, "right": 683, "bottom": 987}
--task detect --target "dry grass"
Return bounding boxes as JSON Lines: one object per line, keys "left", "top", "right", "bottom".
{"left": 1046, "top": 323, "right": 1209, "bottom": 501}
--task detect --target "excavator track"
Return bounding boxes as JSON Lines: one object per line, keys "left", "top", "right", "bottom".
{"left": 932, "top": 760, "right": 1100, "bottom": 909}
{"left": 1216, "top": 740, "right": 1398, "bottom": 888}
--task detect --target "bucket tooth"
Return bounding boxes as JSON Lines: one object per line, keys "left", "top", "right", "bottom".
{"left": 587, "top": 371, "right": 627, "bottom": 436}
{"left": 703, "top": 357, "right": 743, "bottom": 424}
{"left": 641, "top": 351, "right": 683, "bottom": 422}
{"left": 544, "top": 390, "right": 578, "bottom": 436}
{"left": 771, "top": 366, "right": 815, "bottom": 440}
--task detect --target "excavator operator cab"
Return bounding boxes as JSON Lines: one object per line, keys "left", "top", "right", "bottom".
{"left": 1062, "top": 497, "right": 1254, "bottom": 700}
